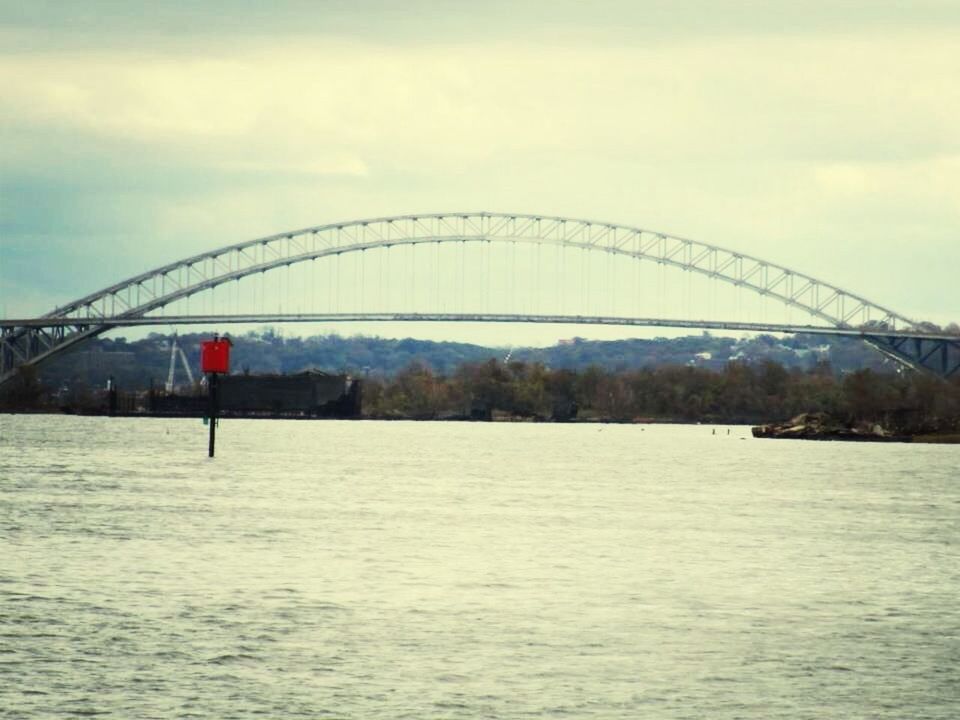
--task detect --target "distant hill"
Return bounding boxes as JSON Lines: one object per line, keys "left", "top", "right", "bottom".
{"left": 513, "top": 332, "right": 886, "bottom": 375}
{"left": 31, "top": 328, "right": 894, "bottom": 392}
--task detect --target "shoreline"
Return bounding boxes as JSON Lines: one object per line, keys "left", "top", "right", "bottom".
{"left": 751, "top": 412, "right": 960, "bottom": 444}
{"left": 4, "top": 408, "right": 958, "bottom": 442}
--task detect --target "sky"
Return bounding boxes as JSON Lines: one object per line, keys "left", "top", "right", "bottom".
{"left": 1, "top": 0, "right": 958, "bottom": 346}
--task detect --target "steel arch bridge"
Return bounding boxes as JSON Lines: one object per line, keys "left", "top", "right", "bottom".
{"left": 2, "top": 211, "right": 958, "bottom": 386}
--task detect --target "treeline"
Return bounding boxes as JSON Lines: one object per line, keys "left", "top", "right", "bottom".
{"left": 5, "top": 351, "right": 960, "bottom": 431}
{"left": 23, "top": 328, "right": 900, "bottom": 394}
{"left": 363, "top": 359, "right": 960, "bottom": 431}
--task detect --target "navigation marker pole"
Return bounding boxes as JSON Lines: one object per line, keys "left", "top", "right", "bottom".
{"left": 207, "top": 372, "right": 218, "bottom": 457}
{"left": 200, "top": 334, "right": 232, "bottom": 458}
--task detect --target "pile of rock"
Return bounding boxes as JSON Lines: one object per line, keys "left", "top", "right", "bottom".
{"left": 752, "top": 412, "right": 906, "bottom": 442}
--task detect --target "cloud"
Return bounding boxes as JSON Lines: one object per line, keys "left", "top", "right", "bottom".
{"left": 4, "top": 1, "right": 960, "bottom": 47}
{"left": 4, "top": 30, "right": 958, "bottom": 166}
{"left": 1, "top": 4, "right": 958, "bottom": 328}
{"left": 813, "top": 156, "right": 960, "bottom": 205}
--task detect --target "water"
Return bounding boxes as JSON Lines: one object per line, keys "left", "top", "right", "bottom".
{"left": 1, "top": 416, "right": 958, "bottom": 719}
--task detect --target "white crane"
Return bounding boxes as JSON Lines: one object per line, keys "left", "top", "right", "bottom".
{"left": 164, "top": 333, "right": 195, "bottom": 394}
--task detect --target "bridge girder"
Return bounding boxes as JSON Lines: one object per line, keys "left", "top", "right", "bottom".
{"left": 2, "top": 212, "right": 956, "bottom": 385}
{"left": 862, "top": 334, "right": 960, "bottom": 380}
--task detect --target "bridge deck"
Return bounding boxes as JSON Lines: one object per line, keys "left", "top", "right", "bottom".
{"left": 4, "top": 313, "right": 960, "bottom": 343}
{"left": 2, "top": 312, "right": 959, "bottom": 341}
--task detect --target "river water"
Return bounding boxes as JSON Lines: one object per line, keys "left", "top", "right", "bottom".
{"left": 1, "top": 416, "right": 958, "bottom": 718}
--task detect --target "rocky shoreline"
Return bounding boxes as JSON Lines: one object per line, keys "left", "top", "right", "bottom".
{"left": 752, "top": 412, "right": 959, "bottom": 443}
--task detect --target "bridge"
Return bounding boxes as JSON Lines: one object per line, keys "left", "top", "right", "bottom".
{"left": 2, "top": 211, "right": 958, "bottom": 385}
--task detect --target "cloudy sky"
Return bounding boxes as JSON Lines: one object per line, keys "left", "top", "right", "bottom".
{"left": 1, "top": 1, "right": 958, "bottom": 344}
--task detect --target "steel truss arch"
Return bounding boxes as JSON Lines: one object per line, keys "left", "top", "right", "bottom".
{"left": 3, "top": 212, "right": 957, "bottom": 384}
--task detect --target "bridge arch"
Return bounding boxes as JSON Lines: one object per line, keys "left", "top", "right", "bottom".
{"left": 48, "top": 211, "right": 915, "bottom": 327}
{"left": 4, "top": 211, "right": 958, "bottom": 384}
